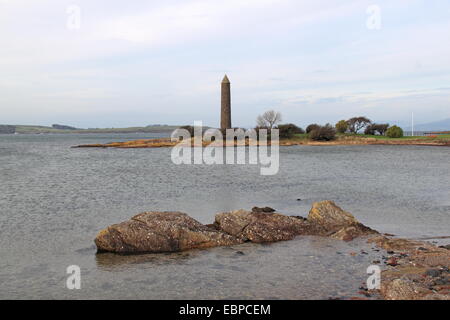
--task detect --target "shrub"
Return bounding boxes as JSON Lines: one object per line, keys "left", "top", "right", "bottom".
{"left": 386, "top": 125, "right": 404, "bottom": 138}
{"left": 374, "top": 124, "right": 389, "bottom": 136}
{"left": 364, "top": 124, "right": 376, "bottom": 135}
{"left": 277, "top": 123, "right": 304, "bottom": 139}
{"left": 306, "top": 124, "right": 320, "bottom": 134}
{"left": 309, "top": 124, "right": 336, "bottom": 141}
{"left": 335, "top": 120, "right": 348, "bottom": 133}
{"left": 365, "top": 123, "right": 390, "bottom": 135}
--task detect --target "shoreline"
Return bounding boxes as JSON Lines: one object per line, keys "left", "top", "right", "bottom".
{"left": 94, "top": 202, "right": 450, "bottom": 300}
{"left": 72, "top": 136, "right": 450, "bottom": 148}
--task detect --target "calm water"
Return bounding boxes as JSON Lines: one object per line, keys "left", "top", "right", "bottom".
{"left": 0, "top": 134, "right": 449, "bottom": 299}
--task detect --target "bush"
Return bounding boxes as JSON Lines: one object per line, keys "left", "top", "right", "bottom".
{"left": 386, "top": 125, "right": 404, "bottom": 138}
{"left": 306, "top": 124, "right": 320, "bottom": 134}
{"left": 375, "top": 123, "right": 389, "bottom": 136}
{"left": 277, "top": 123, "right": 304, "bottom": 139}
{"left": 335, "top": 120, "right": 348, "bottom": 133}
{"left": 309, "top": 124, "right": 336, "bottom": 141}
{"left": 365, "top": 123, "right": 390, "bottom": 135}
{"left": 364, "top": 124, "right": 376, "bottom": 135}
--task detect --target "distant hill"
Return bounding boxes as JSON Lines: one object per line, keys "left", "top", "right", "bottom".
{"left": 0, "top": 124, "right": 182, "bottom": 134}
{"left": 0, "top": 125, "right": 16, "bottom": 134}
{"left": 404, "top": 118, "right": 450, "bottom": 131}
{"left": 52, "top": 124, "right": 78, "bottom": 130}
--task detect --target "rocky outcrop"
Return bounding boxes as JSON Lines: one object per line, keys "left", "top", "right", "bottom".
{"left": 213, "top": 209, "right": 321, "bottom": 243}
{"left": 95, "top": 201, "right": 378, "bottom": 253}
{"left": 307, "top": 201, "right": 378, "bottom": 241}
{"left": 367, "top": 234, "right": 450, "bottom": 300}
{"left": 95, "top": 211, "right": 242, "bottom": 254}
{"left": 93, "top": 202, "right": 450, "bottom": 300}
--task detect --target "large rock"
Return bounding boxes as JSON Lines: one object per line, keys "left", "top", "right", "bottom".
{"left": 308, "top": 200, "right": 358, "bottom": 231}
{"left": 95, "top": 211, "right": 242, "bottom": 254}
{"left": 95, "top": 201, "right": 378, "bottom": 254}
{"left": 214, "top": 209, "right": 321, "bottom": 243}
{"left": 308, "top": 200, "right": 377, "bottom": 241}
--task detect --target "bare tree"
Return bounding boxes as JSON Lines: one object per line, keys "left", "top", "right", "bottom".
{"left": 256, "top": 110, "right": 282, "bottom": 129}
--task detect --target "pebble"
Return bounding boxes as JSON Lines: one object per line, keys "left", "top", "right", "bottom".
{"left": 386, "top": 257, "right": 398, "bottom": 266}
{"left": 434, "top": 278, "right": 449, "bottom": 286}
{"left": 425, "top": 269, "right": 441, "bottom": 278}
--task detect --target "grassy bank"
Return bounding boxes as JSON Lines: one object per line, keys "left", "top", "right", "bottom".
{"left": 73, "top": 133, "right": 450, "bottom": 148}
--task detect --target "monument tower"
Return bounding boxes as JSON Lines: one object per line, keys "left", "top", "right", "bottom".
{"left": 220, "top": 75, "right": 231, "bottom": 130}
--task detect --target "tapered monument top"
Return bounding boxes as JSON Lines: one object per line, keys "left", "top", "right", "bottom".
{"left": 222, "top": 74, "right": 230, "bottom": 84}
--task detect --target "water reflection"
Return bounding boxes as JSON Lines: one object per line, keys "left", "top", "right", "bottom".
{"left": 95, "top": 250, "right": 198, "bottom": 271}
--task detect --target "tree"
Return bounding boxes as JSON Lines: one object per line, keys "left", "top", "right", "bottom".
{"left": 365, "top": 123, "right": 390, "bottom": 135}
{"left": 256, "top": 110, "right": 282, "bottom": 129}
{"left": 375, "top": 124, "right": 389, "bottom": 136}
{"left": 306, "top": 123, "right": 320, "bottom": 134}
{"left": 347, "top": 117, "right": 371, "bottom": 133}
{"left": 335, "top": 120, "right": 348, "bottom": 133}
{"left": 309, "top": 124, "right": 336, "bottom": 141}
{"left": 386, "top": 125, "right": 403, "bottom": 138}
{"left": 364, "top": 124, "right": 376, "bottom": 135}
{"left": 277, "top": 123, "right": 304, "bottom": 139}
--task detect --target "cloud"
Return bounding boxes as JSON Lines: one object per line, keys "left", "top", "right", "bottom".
{"left": 0, "top": 0, "right": 449, "bottom": 127}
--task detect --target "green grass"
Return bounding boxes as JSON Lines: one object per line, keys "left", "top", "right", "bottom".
{"left": 292, "top": 132, "right": 450, "bottom": 141}
{"left": 291, "top": 133, "right": 309, "bottom": 140}
{"left": 335, "top": 133, "right": 450, "bottom": 140}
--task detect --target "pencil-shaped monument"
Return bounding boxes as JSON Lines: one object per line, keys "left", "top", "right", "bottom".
{"left": 220, "top": 75, "right": 231, "bottom": 130}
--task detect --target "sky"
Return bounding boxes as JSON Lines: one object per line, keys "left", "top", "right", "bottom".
{"left": 1, "top": 0, "right": 450, "bottom": 128}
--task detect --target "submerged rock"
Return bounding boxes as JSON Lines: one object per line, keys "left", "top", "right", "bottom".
{"left": 95, "top": 211, "right": 242, "bottom": 254}
{"left": 251, "top": 206, "right": 276, "bottom": 213}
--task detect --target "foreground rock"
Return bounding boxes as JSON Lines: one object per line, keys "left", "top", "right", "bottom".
{"left": 95, "top": 211, "right": 242, "bottom": 253}
{"left": 96, "top": 201, "right": 377, "bottom": 254}
{"left": 368, "top": 235, "right": 450, "bottom": 300}
{"left": 307, "top": 201, "right": 378, "bottom": 241}
{"left": 213, "top": 209, "right": 322, "bottom": 243}
{"left": 212, "top": 200, "right": 377, "bottom": 243}
{"left": 94, "top": 202, "right": 450, "bottom": 300}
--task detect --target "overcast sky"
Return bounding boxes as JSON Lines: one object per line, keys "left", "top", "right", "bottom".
{"left": 1, "top": 0, "right": 449, "bottom": 128}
